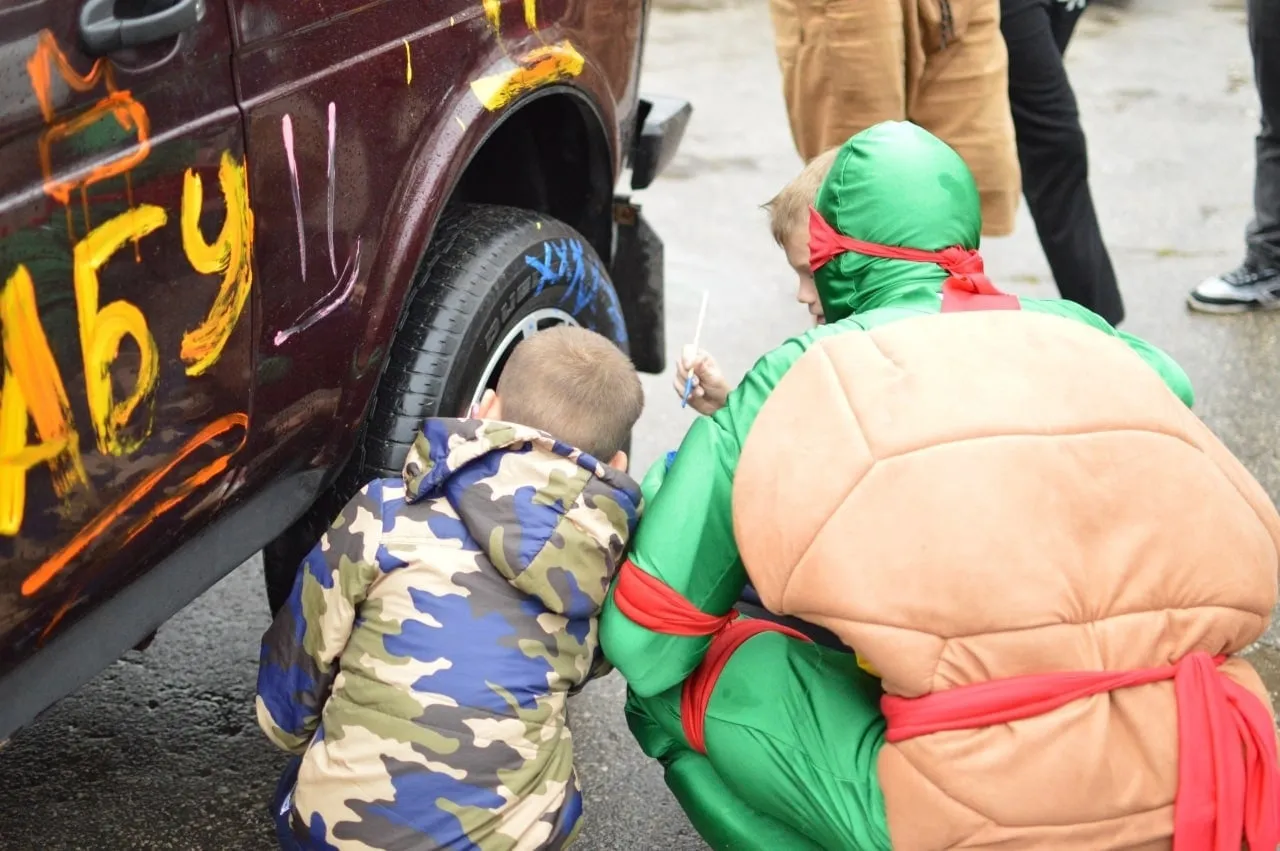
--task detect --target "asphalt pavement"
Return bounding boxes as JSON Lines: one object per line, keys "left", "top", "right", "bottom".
{"left": 2, "top": 0, "right": 1278, "bottom": 848}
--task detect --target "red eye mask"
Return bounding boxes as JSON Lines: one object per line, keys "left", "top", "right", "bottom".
{"left": 808, "top": 206, "right": 1019, "bottom": 312}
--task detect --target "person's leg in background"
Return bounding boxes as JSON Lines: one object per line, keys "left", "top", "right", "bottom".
{"left": 909, "top": 0, "right": 1022, "bottom": 237}
{"left": 1047, "top": 0, "right": 1084, "bottom": 54}
{"left": 767, "top": 0, "right": 907, "bottom": 161}
{"left": 1188, "top": 0, "right": 1280, "bottom": 312}
{"left": 1002, "top": 0, "right": 1125, "bottom": 325}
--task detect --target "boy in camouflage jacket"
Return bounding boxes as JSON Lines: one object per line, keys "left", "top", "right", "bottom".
{"left": 256, "top": 327, "right": 645, "bottom": 851}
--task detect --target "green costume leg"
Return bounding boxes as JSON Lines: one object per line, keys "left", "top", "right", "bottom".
{"left": 626, "top": 691, "right": 825, "bottom": 851}
{"left": 625, "top": 626, "right": 890, "bottom": 851}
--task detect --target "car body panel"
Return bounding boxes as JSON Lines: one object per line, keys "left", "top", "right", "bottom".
{"left": 0, "top": 0, "right": 676, "bottom": 743}
{"left": 0, "top": 0, "right": 250, "bottom": 674}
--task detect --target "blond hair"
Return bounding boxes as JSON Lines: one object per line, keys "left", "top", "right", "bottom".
{"left": 496, "top": 326, "right": 643, "bottom": 460}
{"left": 763, "top": 146, "right": 840, "bottom": 245}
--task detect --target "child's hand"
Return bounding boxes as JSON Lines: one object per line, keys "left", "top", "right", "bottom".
{"left": 673, "top": 345, "right": 731, "bottom": 415}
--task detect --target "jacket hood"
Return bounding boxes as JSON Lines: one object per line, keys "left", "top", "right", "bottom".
{"left": 814, "top": 121, "right": 983, "bottom": 320}
{"left": 401, "top": 418, "right": 643, "bottom": 616}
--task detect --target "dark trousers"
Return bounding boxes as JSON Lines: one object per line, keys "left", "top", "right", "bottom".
{"left": 1001, "top": 0, "right": 1125, "bottom": 325}
{"left": 1246, "top": 0, "right": 1280, "bottom": 268}
{"left": 738, "top": 586, "right": 849, "bottom": 652}
{"left": 269, "top": 755, "right": 306, "bottom": 851}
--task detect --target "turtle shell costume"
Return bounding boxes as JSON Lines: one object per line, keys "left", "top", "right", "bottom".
{"left": 600, "top": 121, "right": 1280, "bottom": 850}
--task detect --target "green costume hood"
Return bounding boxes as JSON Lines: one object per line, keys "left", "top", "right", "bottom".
{"left": 814, "top": 121, "right": 983, "bottom": 320}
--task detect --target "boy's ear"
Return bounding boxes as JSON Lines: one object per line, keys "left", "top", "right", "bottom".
{"left": 607, "top": 450, "right": 629, "bottom": 473}
{"left": 475, "top": 388, "right": 501, "bottom": 420}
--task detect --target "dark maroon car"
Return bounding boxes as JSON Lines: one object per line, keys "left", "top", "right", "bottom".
{"left": 0, "top": 0, "right": 687, "bottom": 742}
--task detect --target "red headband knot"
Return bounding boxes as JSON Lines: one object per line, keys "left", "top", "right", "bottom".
{"left": 808, "top": 206, "right": 1017, "bottom": 311}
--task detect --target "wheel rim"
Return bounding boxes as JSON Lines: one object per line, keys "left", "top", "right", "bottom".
{"left": 464, "top": 307, "right": 580, "bottom": 414}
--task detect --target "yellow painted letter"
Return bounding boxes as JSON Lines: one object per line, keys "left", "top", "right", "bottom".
{"left": 74, "top": 206, "right": 164, "bottom": 455}
{"left": 0, "top": 265, "right": 88, "bottom": 535}
{"left": 180, "top": 151, "right": 254, "bottom": 377}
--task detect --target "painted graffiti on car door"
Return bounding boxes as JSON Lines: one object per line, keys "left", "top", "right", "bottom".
{"left": 0, "top": 14, "right": 251, "bottom": 653}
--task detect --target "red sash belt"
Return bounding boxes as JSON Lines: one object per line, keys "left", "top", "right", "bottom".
{"left": 614, "top": 560, "right": 811, "bottom": 754}
{"left": 613, "top": 559, "right": 735, "bottom": 637}
{"left": 882, "top": 652, "right": 1280, "bottom": 851}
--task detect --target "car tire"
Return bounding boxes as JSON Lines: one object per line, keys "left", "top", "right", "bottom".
{"left": 261, "top": 203, "right": 630, "bottom": 612}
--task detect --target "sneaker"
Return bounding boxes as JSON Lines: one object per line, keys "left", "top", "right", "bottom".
{"left": 1187, "top": 263, "right": 1280, "bottom": 313}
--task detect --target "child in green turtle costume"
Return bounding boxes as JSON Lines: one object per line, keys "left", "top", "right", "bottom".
{"left": 599, "top": 121, "right": 1196, "bottom": 850}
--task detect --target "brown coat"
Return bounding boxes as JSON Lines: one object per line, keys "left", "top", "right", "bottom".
{"left": 769, "top": 0, "right": 1021, "bottom": 236}
{"left": 733, "top": 311, "right": 1280, "bottom": 849}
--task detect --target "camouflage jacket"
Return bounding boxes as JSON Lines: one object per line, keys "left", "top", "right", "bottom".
{"left": 255, "top": 419, "right": 643, "bottom": 851}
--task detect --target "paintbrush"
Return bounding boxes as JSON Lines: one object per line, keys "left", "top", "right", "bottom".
{"left": 681, "top": 290, "right": 710, "bottom": 409}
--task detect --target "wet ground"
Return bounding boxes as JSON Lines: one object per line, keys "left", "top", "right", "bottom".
{"left": 1, "top": 0, "right": 1278, "bottom": 848}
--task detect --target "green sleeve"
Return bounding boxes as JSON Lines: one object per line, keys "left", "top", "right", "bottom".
{"left": 1021, "top": 299, "right": 1196, "bottom": 408}
{"left": 1114, "top": 329, "right": 1195, "bottom": 408}
{"left": 600, "top": 323, "right": 852, "bottom": 698}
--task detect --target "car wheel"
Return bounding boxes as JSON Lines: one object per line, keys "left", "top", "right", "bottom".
{"left": 261, "top": 203, "right": 630, "bottom": 613}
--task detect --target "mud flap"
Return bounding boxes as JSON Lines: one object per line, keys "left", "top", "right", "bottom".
{"left": 612, "top": 196, "right": 666, "bottom": 374}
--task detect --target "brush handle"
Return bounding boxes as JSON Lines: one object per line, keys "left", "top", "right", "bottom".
{"left": 681, "top": 290, "right": 710, "bottom": 410}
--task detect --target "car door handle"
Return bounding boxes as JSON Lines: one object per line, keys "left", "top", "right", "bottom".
{"left": 79, "top": 0, "right": 206, "bottom": 56}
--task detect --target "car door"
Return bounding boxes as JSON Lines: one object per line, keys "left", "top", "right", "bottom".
{"left": 0, "top": 0, "right": 251, "bottom": 670}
